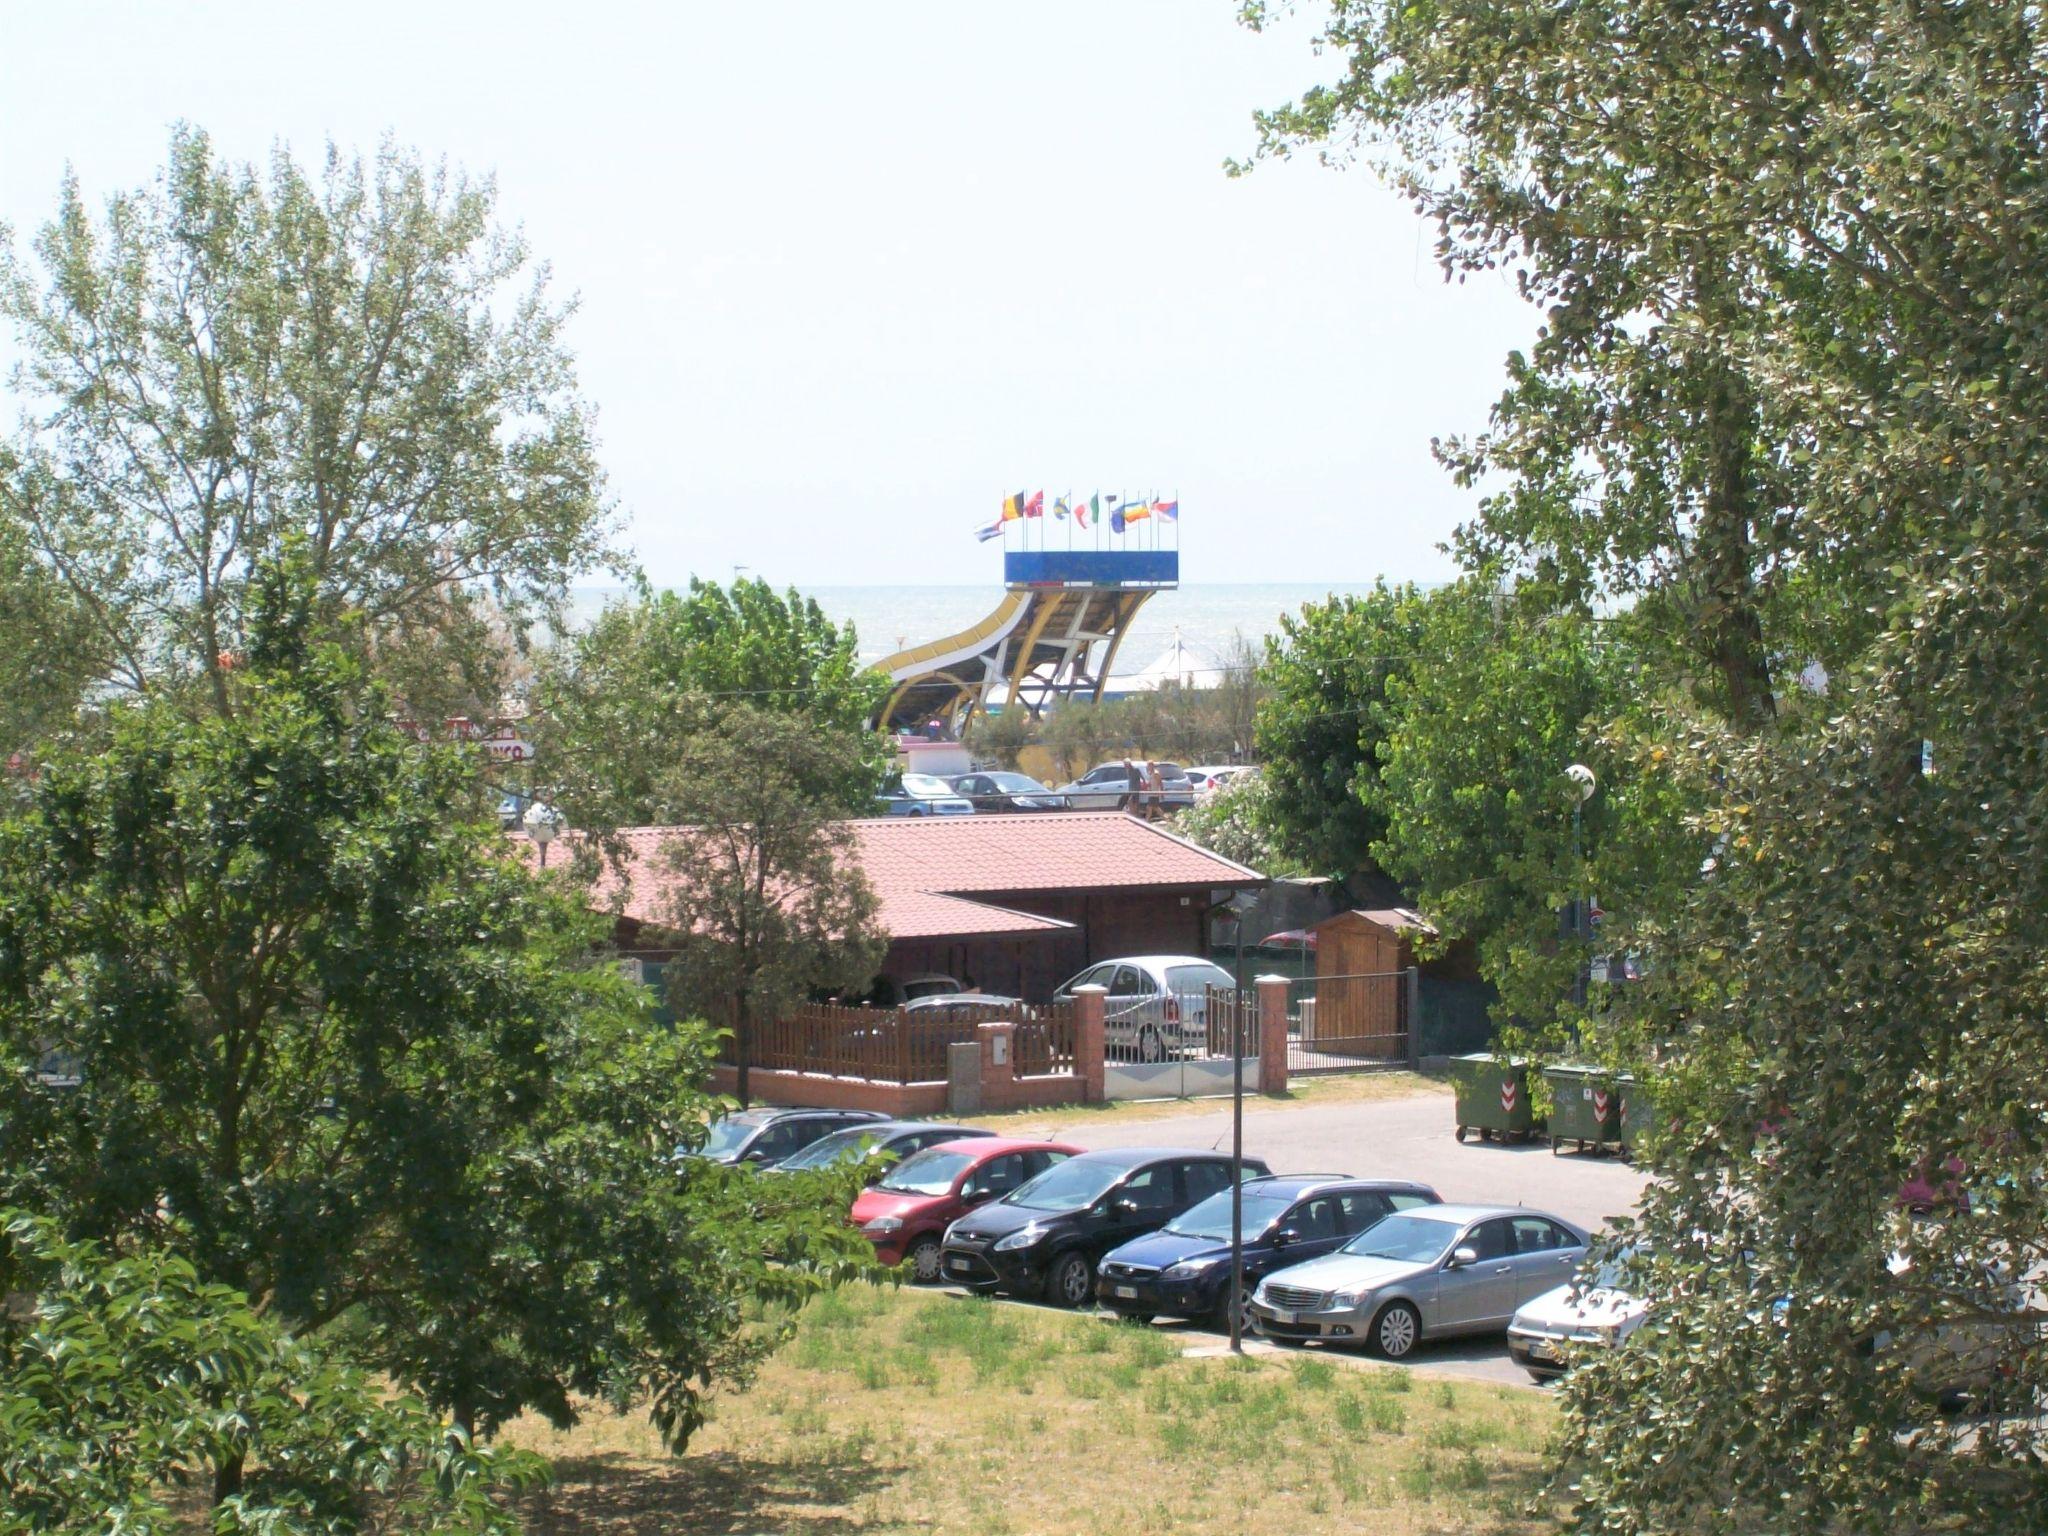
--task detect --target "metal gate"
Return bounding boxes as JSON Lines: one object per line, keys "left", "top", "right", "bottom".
{"left": 1282, "top": 969, "right": 1415, "bottom": 1076}
{"left": 1101, "top": 979, "right": 1260, "bottom": 1100}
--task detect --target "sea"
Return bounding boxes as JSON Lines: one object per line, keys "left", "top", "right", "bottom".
{"left": 571, "top": 582, "right": 1387, "bottom": 682}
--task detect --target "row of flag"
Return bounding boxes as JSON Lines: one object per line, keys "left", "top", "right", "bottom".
{"left": 975, "top": 491, "right": 1179, "bottom": 541}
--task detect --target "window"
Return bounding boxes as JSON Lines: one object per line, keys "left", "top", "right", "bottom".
{"left": 1117, "top": 1166, "right": 1175, "bottom": 1215}
{"left": 1468, "top": 1219, "right": 1516, "bottom": 1261}
{"left": 964, "top": 1152, "right": 1028, "bottom": 1200}
{"left": 1510, "top": 1217, "right": 1574, "bottom": 1254}
{"left": 1287, "top": 1197, "right": 1340, "bottom": 1243}
{"left": 1334, "top": 1192, "right": 1391, "bottom": 1234}
{"left": 1021, "top": 1149, "right": 1068, "bottom": 1179}
{"left": 1109, "top": 966, "right": 1148, "bottom": 997}
{"left": 1179, "top": 1161, "right": 1233, "bottom": 1205}
{"left": 752, "top": 1121, "right": 810, "bottom": 1160}
{"left": 1082, "top": 766, "right": 1120, "bottom": 785}
{"left": 1388, "top": 1192, "right": 1436, "bottom": 1213}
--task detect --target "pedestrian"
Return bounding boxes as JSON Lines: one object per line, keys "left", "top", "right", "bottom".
{"left": 1143, "top": 759, "right": 1164, "bottom": 820}
{"left": 1119, "top": 756, "right": 1138, "bottom": 814}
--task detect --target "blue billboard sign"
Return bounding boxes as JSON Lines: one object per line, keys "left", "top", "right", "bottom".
{"left": 1004, "top": 550, "right": 1178, "bottom": 588}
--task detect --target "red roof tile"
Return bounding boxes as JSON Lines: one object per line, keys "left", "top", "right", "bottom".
{"left": 526, "top": 813, "right": 1262, "bottom": 943}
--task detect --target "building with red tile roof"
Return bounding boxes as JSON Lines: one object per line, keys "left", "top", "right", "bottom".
{"left": 570, "top": 812, "right": 1264, "bottom": 1002}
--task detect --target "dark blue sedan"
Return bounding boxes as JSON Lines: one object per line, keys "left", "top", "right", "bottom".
{"left": 1095, "top": 1175, "right": 1441, "bottom": 1334}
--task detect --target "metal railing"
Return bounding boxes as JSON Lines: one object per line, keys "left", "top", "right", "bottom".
{"left": 1279, "top": 970, "right": 1415, "bottom": 1075}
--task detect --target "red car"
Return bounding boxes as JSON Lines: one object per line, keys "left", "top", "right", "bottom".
{"left": 850, "top": 1136, "right": 1081, "bottom": 1282}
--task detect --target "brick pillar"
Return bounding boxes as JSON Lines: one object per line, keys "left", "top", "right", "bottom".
{"left": 979, "top": 1020, "right": 1018, "bottom": 1108}
{"left": 1257, "top": 974, "right": 1290, "bottom": 1097}
{"left": 1072, "top": 985, "right": 1106, "bottom": 1103}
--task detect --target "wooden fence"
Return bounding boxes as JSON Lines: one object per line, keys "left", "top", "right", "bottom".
{"left": 732, "top": 1000, "right": 1079, "bottom": 1085}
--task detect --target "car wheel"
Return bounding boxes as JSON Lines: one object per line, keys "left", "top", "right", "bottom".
{"left": 906, "top": 1234, "right": 944, "bottom": 1284}
{"left": 1214, "top": 1284, "right": 1256, "bottom": 1338}
{"left": 1138, "top": 1027, "right": 1166, "bottom": 1064}
{"left": 1370, "top": 1300, "right": 1422, "bottom": 1360}
{"left": 1046, "top": 1250, "right": 1095, "bottom": 1309}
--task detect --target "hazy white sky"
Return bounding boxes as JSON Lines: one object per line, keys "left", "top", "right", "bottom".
{"left": 1, "top": 1, "right": 1536, "bottom": 588}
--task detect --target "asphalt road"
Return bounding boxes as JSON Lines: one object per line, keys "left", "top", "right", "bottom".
{"left": 974, "top": 1085, "right": 1653, "bottom": 1388}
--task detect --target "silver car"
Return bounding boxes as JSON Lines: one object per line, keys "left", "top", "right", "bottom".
{"left": 1052, "top": 955, "right": 1238, "bottom": 1063}
{"left": 1054, "top": 761, "right": 1197, "bottom": 812}
{"left": 1251, "top": 1203, "right": 1590, "bottom": 1359}
{"left": 1507, "top": 1254, "right": 1651, "bottom": 1380}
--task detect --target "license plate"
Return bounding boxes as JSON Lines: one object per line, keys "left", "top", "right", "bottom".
{"left": 1270, "top": 1310, "right": 1295, "bottom": 1325}
{"left": 947, "top": 1256, "right": 971, "bottom": 1273}
{"left": 1526, "top": 1339, "right": 1556, "bottom": 1360}
{"left": 1113, "top": 1285, "right": 1138, "bottom": 1299}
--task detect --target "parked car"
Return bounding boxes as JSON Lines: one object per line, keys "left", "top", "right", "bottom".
{"left": 688, "top": 1107, "right": 890, "bottom": 1167}
{"left": 1054, "top": 761, "right": 1196, "bottom": 812}
{"left": 1051, "top": 955, "right": 1238, "bottom": 1063}
{"left": 877, "top": 772, "right": 975, "bottom": 817}
{"left": 1184, "top": 765, "right": 1257, "bottom": 795}
{"left": 771, "top": 1120, "right": 997, "bottom": 1181}
{"left": 1251, "top": 1203, "right": 1590, "bottom": 1358}
{"left": 948, "top": 771, "right": 1067, "bottom": 812}
{"left": 1507, "top": 1251, "right": 1651, "bottom": 1380}
{"left": 1097, "top": 1176, "right": 1442, "bottom": 1333}
{"left": 896, "top": 973, "right": 966, "bottom": 1002}
{"left": 940, "top": 1146, "right": 1271, "bottom": 1307}
{"left": 851, "top": 1136, "right": 1081, "bottom": 1281}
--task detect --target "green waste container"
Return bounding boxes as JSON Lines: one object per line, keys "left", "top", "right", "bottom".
{"left": 1616, "top": 1073, "right": 1655, "bottom": 1158}
{"left": 1451, "top": 1054, "right": 1542, "bottom": 1144}
{"left": 1544, "top": 1063, "right": 1624, "bottom": 1155}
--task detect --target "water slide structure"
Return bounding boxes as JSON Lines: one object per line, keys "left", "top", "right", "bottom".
{"left": 873, "top": 550, "right": 1178, "bottom": 733}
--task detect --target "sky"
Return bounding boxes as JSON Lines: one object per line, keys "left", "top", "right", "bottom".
{"left": 0, "top": 1, "right": 1537, "bottom": 590}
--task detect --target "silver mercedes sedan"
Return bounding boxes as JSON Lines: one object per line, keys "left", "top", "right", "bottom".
{"left": 1249, "top": 1203, "right": 1590, "bottom": 1359}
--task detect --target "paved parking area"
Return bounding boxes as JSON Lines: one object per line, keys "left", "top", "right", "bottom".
{"left": 978, "top": 1082, "right": 1651, "bottom": 1387}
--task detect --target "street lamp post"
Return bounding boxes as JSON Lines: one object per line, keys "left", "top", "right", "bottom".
{"left": 1218, "top": 894, "right": 1254, "bottom": 1353}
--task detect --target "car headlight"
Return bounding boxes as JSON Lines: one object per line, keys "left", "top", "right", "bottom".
{"left": 1161, "top": 1259, "right": 1222, "bottom": 1283}
{"left": 1330, "top": 1289, "right": 1372, "bottom": 1310}
{"left": 862, "top": 1216, "right": 903, "bottom": 1235}
{"left": 993, "top": 1227, "right": 1044, "bottom": 1253}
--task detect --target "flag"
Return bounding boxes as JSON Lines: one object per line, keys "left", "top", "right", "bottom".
{"left": 1110, "top": 505, "right": 1126, "bottom": 534}
{"left": 1052, "top": 494, "right": 1071, "bottom": 520}
{"left": 1124, "top": 503, "right": 1152, "bottom": 524}
{"left": 1079, "top": 495, "right": 1096, "bottom": 529}
{"left": 975, "top": 519, "right": 1004, "bottom": 542}
{"left": 1152, "top": 497, "right": 1179, "bottom": 521}
{"left": 1024, "top": 490, "right": 1044, "bottom": 518}
{"left": 1001, "top": 491, "right": 1025, "bottom": 522}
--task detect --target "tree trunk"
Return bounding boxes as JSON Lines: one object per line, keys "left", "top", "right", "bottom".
{"left": 214, "top": 1450, "right": 245, "bottom": 1506}
{"left": 1698, "top": 364, "right": 1778, "bottom": 732}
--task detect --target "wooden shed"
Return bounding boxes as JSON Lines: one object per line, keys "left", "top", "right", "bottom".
{"left": 1302, "top": 907, "right": 1437, "bottom": 1058}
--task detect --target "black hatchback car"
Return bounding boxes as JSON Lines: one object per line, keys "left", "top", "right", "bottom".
{"left": 939, "top": 1147, "right": 1272, "bottom": 1308}
{"left": 1096, "top": 1175, "right": 1442, "bottom": 1333}
{"left": 688, "top": 1107, "right": 889, "bottom": 1167}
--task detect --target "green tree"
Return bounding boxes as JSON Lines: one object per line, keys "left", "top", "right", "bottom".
{"left": 1247, "top": 3, "right": 2048, "bottom": 1530}
{"left": 0, "top": 559, "right": 877, "bottom": 1494}
{"left": 0, "top": 1211, "right": 541, "bottom": 1530}
{"left": 654, "top": 705, "right": 889, "bottom": 1106}
{"left": 1166, "top": 772, "right": 1300, "bottom": 876}
{"left": 0, "top": 125, "right": 613, "bottom": 718}
{"left": 536, "top": 577, "right": 889, "bottom": 838}
{"left": 1252, "top": 582, "right": 1429, "bottom": 875}
{"left": 0, "top": 511, "right": 103, "bottom": 752}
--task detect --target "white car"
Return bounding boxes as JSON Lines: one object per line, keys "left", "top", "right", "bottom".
{"left": 1507, "top": 1257, "right": 1651, "bottom": 1380}
{"left": 1185, "top": 765, "right": 1257, "bottom": 795}
{"left": 1055, "top": 762, "right": 1196, "bottom": 812}
{"left": 1051, "top": 955, "right": 1237, "bottom": 1062}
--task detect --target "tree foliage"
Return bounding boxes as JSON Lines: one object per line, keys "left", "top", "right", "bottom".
{"left": 1165, "top": 772, "right": 1301, "bottom": 877}
{"left": 536, "top": 577, "right": 889, "bottom": 838}
{"left": 0, "top": 1210, "right": 541, "bottom": 1532}
{"left": 1247, "top": 1, "right": 2048, "bottom": 1530}
{"left": 652, "top": 704, "right": 888, "bottom": 1107}
{"left": 0, "top": 124, "right": 613, "bottom": 717}
{"left": 0, "top": 560, "right": 879, "bottom": 1502}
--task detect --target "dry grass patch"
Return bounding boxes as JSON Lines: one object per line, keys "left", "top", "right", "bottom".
{"left": 977, "top": 1069, "right": 1450, "bottom": 1133}
{"left": 504, "top": 1282, "right": 1554, "bottom": 1535}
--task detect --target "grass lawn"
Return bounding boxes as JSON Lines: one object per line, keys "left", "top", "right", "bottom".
{"left": 974, "top": 1068, "right": 1452, "bottom": 1132}
{"left": 504, "top": 1282, "right": 1554, "bottom": 1536}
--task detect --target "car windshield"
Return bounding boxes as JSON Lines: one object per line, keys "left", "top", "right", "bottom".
{"left": 1165, "top": 963, "right": 1235, "bottom": 994}
{"left": 700, "top": 1115, "right": 767, "bottom": 1158}
{"left": 877, "top": 1147, "right": 975, "bottom": 1195}
{"left": 779, "top": 1129, "right": 885, "bottom": 1171}
{"left": 902, "top": 774, "right": 953, "bottom": 797}
{"left": 1165, "top": 1187, "right": 1296, "bottom": 1240}
{"left": 1008, "top": 1158, "right": 1129, "bottom": 1212}
{"left": 1341, "top": 1212, "right": 1461, "bottom": 1263}
{"left": 988, "top": 773, "right": 1046, "bottom": 791}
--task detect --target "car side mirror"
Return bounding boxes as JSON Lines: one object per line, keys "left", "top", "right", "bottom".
{"left": 1271, "top": 1227, "right": 1300, "bottom": 1249}
{"left": 1447, "top": 1245, "right": 1479, "bottom": 1269}
{"left": 743, "top": 1147, "right": 773, "bottom": 1164}
{"left": 962, "top": 1185, "right": 991, "bottom": 1204}
{"left": 1111, "top": 1196, "right": 1139, "bottom": 1218}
